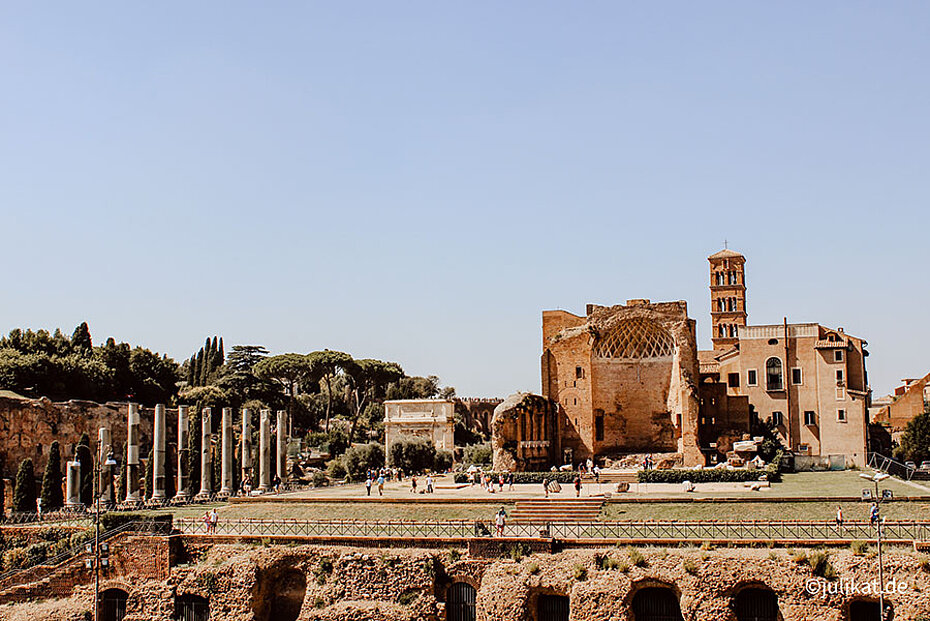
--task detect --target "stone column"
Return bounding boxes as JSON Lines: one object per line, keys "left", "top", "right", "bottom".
{"left": 276, "top": 410, "right": 287, "bottom": 482}
{"left": 219, "top": 407, "right": 233, "bottom": 497}
{"left": 65, "top": 460, "right": 82, "bottom": 508}
{"left": 174, "top": 406, "right": 191, "bottom": 501}
{"left": 241, "top": 408, "right": 252, "bottom": 491}
{"left": 97, "top": 427, "right": 114, "bottom": 506}
{"left": 258, "top": 409, "right": 271, "bottom": 492}
{"left": 197, "top": 408, "right": 213, "bottom": 498}
{"left": 125, "top": 403, "right": 141, "bottom": 503}
{"left": 150, "top": 404, "right": 167, "bottom": 501}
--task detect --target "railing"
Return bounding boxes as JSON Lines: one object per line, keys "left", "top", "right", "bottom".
{"left": 0, "top": 519, "right": 173, "bottom": 591}
{"left": 174, "top": 518, "right": 930, "bottom": 543}
{"left": 867, "top": 452, "right": 917, "bottom": 481}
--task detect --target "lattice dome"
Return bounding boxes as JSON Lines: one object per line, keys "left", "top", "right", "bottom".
{"left": 593, "top": 318, "right": 675, "bottom": 359}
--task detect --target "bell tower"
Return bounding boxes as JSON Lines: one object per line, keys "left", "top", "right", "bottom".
{"left": 708, "top": 247, "right": 747, "bottom": 351}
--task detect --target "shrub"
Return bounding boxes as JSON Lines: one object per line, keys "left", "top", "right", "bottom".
{"left": 448, "top": 548, "right": 462, "bottom": 563}
{"left": 434, "top": 450, "right": 453, "bottom": 472}
{"left": 342, "top": 443, "right": 385, "bottom": 482}
{"left": 637, "top": 459, "right": 782, "bottom": 484}
{"left": 508, "top": 543, "right": 531, "bottom": 562}
{"left": 389, "top": 436, "right": 437, "bottom": 474}
{"left": 453, "top": 471, "right": 579, "bottom": 484}
{"left": 573, "top": 564, "right": 588, "bottom": 581}
{"left": 315, "top": 558, "right": 334, "bottom": 585}
{"left": 527, "top": 561, "right": 540, "bottom": 575}
{"left": 463, "top": 442, "right": 492, "bottom": 465}
{"left": 682, "top": 559, "right": 699, "bottom": 575}
{"left": 397, "top": 588, "right": 419, "bottom": 606}
{"left": 850, "top": 540, "right": 869, "bottom": 556}
{"left": 311, "top": 471, "right": 329, "bottom": 487}
{"left": 918, "top": 554, "right": 930, "bottom": 573}
{"left": 809, "top": 550, "right": 836, "bottom": 579}
{"left": 788, "top": 549, "right": 807, "bottom": 565}
{"left": 626, "top": 547, "right": 648, "bottom": 568}
{"left": 2, "top": 547, "right": 28, "bottom": 570}
{"left": 326, "top": 458, "right": 347, "bottom": 480}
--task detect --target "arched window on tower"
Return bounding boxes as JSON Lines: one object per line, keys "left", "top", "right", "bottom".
{"left": 766, "top": 358, "right": 784, "bottom": 391}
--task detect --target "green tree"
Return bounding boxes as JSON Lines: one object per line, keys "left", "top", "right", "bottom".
{"left": 344, "top": 359, "right": 404, "bottom": 444}
{"left": 342, "top": 443, "right": 385, "bottom": 482}
{"left": 71, "top": 322, "right": 92, "bottom": 354}
{"left": 307, "top": 350, "right": 354, "bottom": 433}
{"left": 254, "top": 354, "right": 316, "bottom": 432}
{"left": 897, "top": 412, "right": 930, "bottom": 464}
{"left": 40, "top": 441, "right": 64, "bottom": 510}
{"left": 75, "top": 433, "right": 94, "bottom": 506}
{"left": 13, "top": 458, "right": 37, "bottom": 513}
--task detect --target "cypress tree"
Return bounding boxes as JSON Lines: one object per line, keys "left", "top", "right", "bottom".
{"left": 216, "top": 337, "right": 225, "bottom": 369}
{"left": 13, "top": 459, "right": 37, "bottom": 513}
{"left": 40, "top": 441, "right": 64, "bottom": 510}
{"left": 199, "top": 349, "right": 210, "bottom": 386}
{"left": 75, "top": 434, "right": 94, "bottom": 506}
{"left": 194, "top": 350, "right": 204, "bottom": 387}
{"left": 187, "top": 356, "right": 196, "bottom": 386}
{"left": 71, "top": 322, "right": 93, "bottom": 354}
{"left": 165, "top": 444, "right": 176, "bottom": 499}
{"left": 188, "top": 410, "right": 200, "bottom": 491}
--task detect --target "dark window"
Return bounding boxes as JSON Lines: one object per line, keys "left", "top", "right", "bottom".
{"left": 747, "top": 370, "right": 757, "bottom": 386}
{"left": 728, "top": 373, "right": 740, "bottom": 388}
{"left": 804, "top": 411, "right": 816, "bottom": 426}
{"left": 175, "top": 595, "right": 209, "bottom": 621}
{"left": 448, "top": 582, "right": 477, "bottom": 621}
{"left": 834, "top": 350, "right": 844, "bottom": 362}
{"left": 791, "top": 368, "right": 802, "bottom": 385}
{"left": 765, "top": 358, "right": 783, "bottom": 391}
{"left": 848, "top": 600, "right": 891, "bottom": 621}
{"left": 631, "top": 587, "right": 683, "bottom": 621}
{"left": 100, "top": 589, "right": 128, "bottom": 621}
{"left": 734, "top": 587, "right": 779, "bottom": 621}
{"left": 836, "top": 369, "right": 844, "bottom": 382}
{"left": 595, "top": 415, "right": 604, "bottom": 442}
{"left": 537, "top": 594, "right": 569, "bottom": 621}
{"left": 771, "top": 411, "right": 783, "bottom": 426}
{"left": 837, "top": 409, "right": 847, "bottom": 422}
{"left": 575, "top": 366, "right": 584, "bottom": 379}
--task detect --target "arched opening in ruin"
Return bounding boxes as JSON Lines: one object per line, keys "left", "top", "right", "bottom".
{"left": 268, "top": 569, "right": 306, "bottom": 621}
{"left": 631, "top": 586, "right": 683, "bottom": 621}
{"left": 536, "top": 593, "right": 569, "bottom": 621}
{"left": 733, "top": 586, "right": 779, "bottom": 621}
{"left": 447, "top": 581, "right": 477, "bottom": 621}
{"left": 848, "top": 599, "right": 892, "bottom": 621}
{"left": 99, "top": 588, "right": 128, "bottom": 621}
{"left": 175, "top": 594, "right": 210, "bottom": 621}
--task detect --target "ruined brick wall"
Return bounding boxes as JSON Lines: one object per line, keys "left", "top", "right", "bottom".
{"left": 5, "top": 542, "right": 930, "bottom": 621}
{"left": 491, "top": 393, "right": 558, "bottom": 472}
{"left": 542, "top": 300, "right": 701, "bottom": 465}
{"left": 0, "top": 396, "right": 155, "bottom": 478}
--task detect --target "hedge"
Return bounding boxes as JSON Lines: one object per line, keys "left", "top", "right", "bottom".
{"left": 637, "top": 452, "right": 782, "bottom": 484}
{"left": 454, "top": 471, "right": 580, "bottom": 485}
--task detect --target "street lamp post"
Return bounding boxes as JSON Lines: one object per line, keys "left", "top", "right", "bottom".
{"left": 91, "top": 444, "right": 118, "bottom": 621}
{"left": 860, "top": 471, "right": 890, "bottom": 621}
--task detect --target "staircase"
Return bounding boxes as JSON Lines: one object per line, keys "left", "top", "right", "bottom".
{"left": 511, "top": 498, "right": 605, "bottom": 522}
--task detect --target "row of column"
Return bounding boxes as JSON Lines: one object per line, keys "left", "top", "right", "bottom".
{"left": 65, "top": 404, "right": 289, "bottom": 507}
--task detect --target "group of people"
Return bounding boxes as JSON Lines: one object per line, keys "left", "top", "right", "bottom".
{"left": 201, "top": 507, "right": 218, "bottom": 533}
{"left": 410, "top": 474, "right": 434, "bottom": 494}
{"left": 833, "top": 503, "right": 883, "bottom": 527}
{"left": 470, "top": 471, "right": 515, "bottom": 493}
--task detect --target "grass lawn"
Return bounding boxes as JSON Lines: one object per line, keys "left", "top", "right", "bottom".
{"left": 159, "top": 501, "right": 514, "bottom": 522}
{"left": 602, "top": 501, "right": 930, "bottom": 521}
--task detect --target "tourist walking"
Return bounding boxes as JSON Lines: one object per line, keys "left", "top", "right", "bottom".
{"left": 366, "top": 477, "right": 372, "bottom": 496}
{"left": 411, "top": 476, "right": 418, "bottom": 494}
{"left": 543, "top": 477, "right": 549, "bottom": 498}
{"left": 835, "top": 505, "right": 843, "bottom": 526}
{"left": 869, "top": 502, "right": 880, "bottom": 525}
{"left": 498, "top": 473, "right": 504, "bottom": 492}
{"left": 507, "top": 472, "right": 514, "bottom": 492}
{"left": 209, "top": 508, "right": 218, "bottom": 533}
{"left": 495, "top": 507, "right": 507, "bottom": 537}
{"left": 377, "top": 473, "right": 385, "bottom": 496}
{"left": 573, "top": 475, "right": 582, "bottom": 498}
{"left": 593, "top": 464, "right": 600, "bottom": 484}
{"left": 426, "top": 474, "right": 434, "bottom": 493}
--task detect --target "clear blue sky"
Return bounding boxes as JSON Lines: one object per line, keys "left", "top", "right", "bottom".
{"left": 2, "top": 3, "right": 928, "bottom": 398}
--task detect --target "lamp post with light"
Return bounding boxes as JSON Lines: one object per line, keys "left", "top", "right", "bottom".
{"left": 860, "top": 471, "right": 890, "bottom": 620}
{"left": 90, "top": 446, "right": 118, "bottom": 621}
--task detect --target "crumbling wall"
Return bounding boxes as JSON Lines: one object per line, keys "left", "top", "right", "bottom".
{"left": 491, "top": 393, "right": 556, "bottom": 472}
{"left": 0, "top": 396, "right": 154, "bottom": 478}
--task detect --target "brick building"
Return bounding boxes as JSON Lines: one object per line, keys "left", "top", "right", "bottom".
{"left": 871, "top": 373, "right": 930, "bottom": 439}
{"left": 698, "top": 248, "right": 872, "bottom": 467}
{"left": 541, "top": 299, "right": 702, "bottom": 466}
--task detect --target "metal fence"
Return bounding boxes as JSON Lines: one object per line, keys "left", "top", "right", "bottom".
{"left": 174, "top": 518, "right": 930, "bottom": 542}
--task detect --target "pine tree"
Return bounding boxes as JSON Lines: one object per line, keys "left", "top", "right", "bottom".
{"left": 75, "top": 434, "right": 94, "bottom": 506}
{"left": 40, "top": 441, "right": 64, "bottom": 510}
{"left": 14, "top": 459, "right": 37, "bottom": 513}
{"left": 71, "top": 322, "right": 93, "bottom": 353}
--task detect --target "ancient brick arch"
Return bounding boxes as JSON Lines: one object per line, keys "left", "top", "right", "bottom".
{"left": 594, "top": 318, "right": 675, "bottom": 359}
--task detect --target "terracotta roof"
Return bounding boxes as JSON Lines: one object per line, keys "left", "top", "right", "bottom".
{"left": 708, "top": 248, "right": 745, "bottom": 260}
